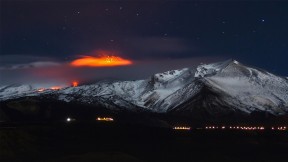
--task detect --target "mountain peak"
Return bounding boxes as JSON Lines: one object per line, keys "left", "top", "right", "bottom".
{"left": 231, "top": 59, "right": 240, "bottom": 65}
{"left": 150, "top": 68, "right": 190, "bottom": 84}
{"left": 194, "top": 59, "right": 232, "bottom": 78}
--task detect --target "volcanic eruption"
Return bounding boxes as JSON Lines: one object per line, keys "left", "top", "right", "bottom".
{"left": 70, "top": 55, "right": 132, "bottom": 67}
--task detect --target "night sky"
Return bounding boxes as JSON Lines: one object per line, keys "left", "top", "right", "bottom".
{"left": 1, "top": 0, "right": 288, "bottom": 87}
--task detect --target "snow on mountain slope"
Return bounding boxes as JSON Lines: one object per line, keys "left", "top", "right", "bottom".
{"left": 0, "top": 84, "right": 34, "bottom": 100}
{"left": 56, "top": 67, "right": 196, "bottom": 111}
{"left": 194, "top": 60, "right": 288, "bottom": 115}
{"left": 0, "top": 60, "right": 287, "bottom": 116}
{"left": 138, "top": 68, "right": 196, "bottom": 110}
{"left": 195, "top": 59, "right": 232, "bottom": 78}
{"left": 57, "top": 80, "right": 147, "bottom": 110}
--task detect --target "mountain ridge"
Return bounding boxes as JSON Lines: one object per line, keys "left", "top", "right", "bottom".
{"left": 1, "top": 60, "right": 287, "bottom": 117}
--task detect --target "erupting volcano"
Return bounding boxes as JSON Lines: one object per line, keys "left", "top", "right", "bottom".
{"left": 70, "top": 55, "right": 132, "bottom": 67}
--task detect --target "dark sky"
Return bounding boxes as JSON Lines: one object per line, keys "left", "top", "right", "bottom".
{"left": 1, "top": 0, "right": 288, "bottom": 87}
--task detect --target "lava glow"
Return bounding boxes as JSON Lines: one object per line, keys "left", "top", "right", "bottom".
{"left": 37, "top": 88, "right": 45, "bottom": 92}
{"left": 71, "top": 55, "right": 132, "bottom": 67}
{"left": 50, "top": 86, "right": 61, "bottom": 90}
{"left": 72, "top": 81, "right": 78, "bottom": 87}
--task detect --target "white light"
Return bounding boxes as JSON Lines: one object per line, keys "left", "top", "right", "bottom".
{"left": 67, "top": 118, "right": 71, "bottom": 122}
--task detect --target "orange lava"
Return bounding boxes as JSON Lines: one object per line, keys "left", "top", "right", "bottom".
{"left": 50, "top": 86, "right": 61, "bottom": 90}
{"left": 70, "top": 55, "right": 132, "bottom": 67}
{"left": 37, "top": 88, "right": 45, "bottom": 92}
{"left": 72, "top": 81, "right": 78, "bottom": 87}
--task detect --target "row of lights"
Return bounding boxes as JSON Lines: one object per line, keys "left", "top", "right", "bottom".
{"left": 173, "top": 127, "right": 191, "bottom": 130}
{"left": 272, "top": 127, "right": 287, "bottom": 131}
{"left": 66, "top": 117, "right": 114, "bottom": 122}
{"left": 96, "top": 117, "right": 114, "bottom": 121}
{"left": 205, "top": 126, "right": 287, "bottom": 131}
{"left": 205, "top": 126, "right": 265, "bottom": 130}
{"left": 172, "top": 126, "right": 287, "bottom": 131}
{"left": 65, "top": 118, "right": 287, "bottom": 132}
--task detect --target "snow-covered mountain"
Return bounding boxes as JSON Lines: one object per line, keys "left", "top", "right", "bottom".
{"left": 0, "top": 84, "right": 33, "bottom": 99}
{"left": 1, "top": 60, "right": 288, "bottom": 116}
{"left": 174, "top": 60, "right": 288, "bottom": 116}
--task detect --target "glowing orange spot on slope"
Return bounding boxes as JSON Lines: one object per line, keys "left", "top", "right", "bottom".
{"left": 70, "top": 55, "right": 132, "bottom": 67}
{"left": 72, "top": 81, "right": 78, "bottom": 87}
{"left": 37, "top": 88, "right": 45, "bottom": 92}
{"left": 50, "top": 86, "right": 61, "bottom": 90}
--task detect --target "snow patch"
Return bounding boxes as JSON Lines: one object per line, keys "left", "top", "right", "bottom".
{"left": 194, "top": 60, "right": 233, "bottom": 78}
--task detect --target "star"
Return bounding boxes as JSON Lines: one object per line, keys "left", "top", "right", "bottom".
{"left": 261, "top": 19, "right": 265, "bottom": 22}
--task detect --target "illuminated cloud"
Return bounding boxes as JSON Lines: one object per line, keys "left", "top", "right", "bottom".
{"left": 70, "top": 55, "right": 132, "bottom": 67}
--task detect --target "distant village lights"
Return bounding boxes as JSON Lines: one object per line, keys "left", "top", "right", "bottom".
{"left": 205, "top": 126, "right": 266, "bottom": 130}
{"left": 203, "top": 126, "right": 287, "bottom": 131}
{"left": 173, "top": 126, "right": 191, "bottom": 130}
{"left": 96, "top": 117, "right": 114, "bottom": 121}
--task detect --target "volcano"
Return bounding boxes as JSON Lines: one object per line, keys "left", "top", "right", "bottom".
{"left": 1, "top": 60, "right": 288, "bottom": 123}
